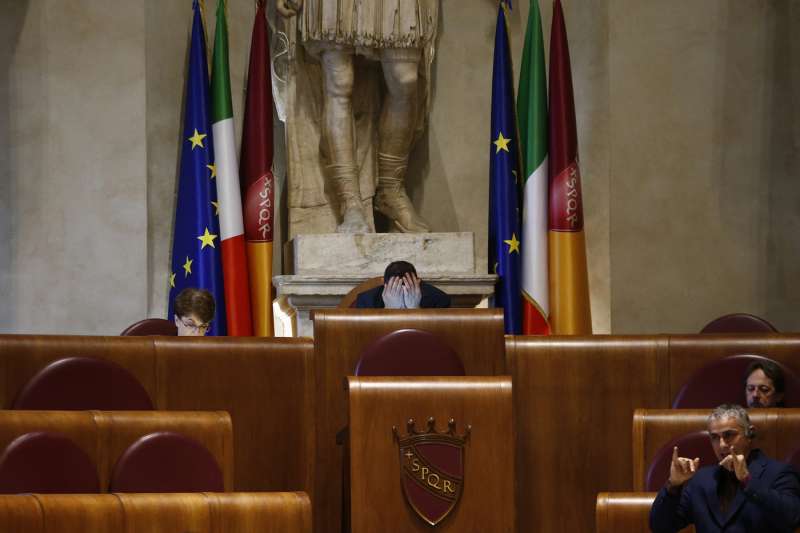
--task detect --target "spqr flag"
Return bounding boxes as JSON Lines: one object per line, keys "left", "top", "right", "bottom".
{"left": 548, "top": 0, "right": 592, "bottom": 334}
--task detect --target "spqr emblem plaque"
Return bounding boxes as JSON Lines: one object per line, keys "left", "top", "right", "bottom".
{"left": 393, "top": 417, "right": 471, "bottom": 526}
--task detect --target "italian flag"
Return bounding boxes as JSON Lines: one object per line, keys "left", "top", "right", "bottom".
{"left": 240, "top": 0, "right": 275, "bottom": 336}
{"left": 518, "top": 0, "right": 550, "bottom": 335}
{"left": 211, "top": 0, "right": 253, "bottom": 336}
{"left": 548, "top": 0, "right": 592, "bottom": 334}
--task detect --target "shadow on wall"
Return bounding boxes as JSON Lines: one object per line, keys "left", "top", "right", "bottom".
{"left": 0, "top": 1, "right": 31, "bottom": 330}
{"left": 764, "top": 1, "right": 800, "bottom": 332}
{"left": 709, "top": 2, "right": 799, "bottom": 331}
{"left": 402, "top": 3, "right": 460, "bottom": 238}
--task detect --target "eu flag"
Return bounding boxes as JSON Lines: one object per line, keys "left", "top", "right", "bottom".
{"left": 489, "top": 3, "right": 522, "bottom": 334}
{"left": 167, "top": 0, "right": 227, "bottom": 336}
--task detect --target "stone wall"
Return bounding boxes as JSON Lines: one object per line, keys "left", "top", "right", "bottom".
{"left": 1, "top": 1, "right": 797, "bottom": 334}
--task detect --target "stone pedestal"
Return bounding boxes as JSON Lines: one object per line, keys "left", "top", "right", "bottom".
{"left": 273, "top": 233, "right": 496, "bottom": 337}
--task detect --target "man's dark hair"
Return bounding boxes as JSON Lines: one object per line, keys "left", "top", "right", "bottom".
{"left": 383, "top": 261, "right": 417, "bottom": 283}
{"left": 745, "top": 358, "right": 785, "bottom": 399}
{"left": 174, "top": 287, "right": 215, "bottom": 324}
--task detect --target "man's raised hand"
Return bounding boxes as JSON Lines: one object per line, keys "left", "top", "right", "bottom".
{"left": 719, "top": 453, "right": 749, "bottom": 482}
{"left": 668, "top": 446, "right": 700, "bottom": 487}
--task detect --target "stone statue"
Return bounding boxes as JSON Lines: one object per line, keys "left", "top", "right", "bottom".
{"left": 275, "top": 0, "right": 439, "bottom": 235}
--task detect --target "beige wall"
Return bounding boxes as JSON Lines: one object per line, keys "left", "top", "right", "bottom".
{"left": 1, "top": 0, "right": 797, "bottom": 334}
{"left": 1, "top": 0, "right": 147, "bottom": 334}
{"left": 608, "top": 0, "right": 800, "bottom": 332}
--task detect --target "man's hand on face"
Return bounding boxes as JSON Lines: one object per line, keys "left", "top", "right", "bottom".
{"left": 276, "top": 0, "right": 304, "bottom": 18}
{"left": 401, "top": 272, "right": 422, "bottom": 309}
{"left": 382, "top": 276, "right": 405, "bottom": 309}
{"left": 719, "top": 452, "right": 749, "bottom": 482}
{"left": 668, "top": 446, "right": 700, "bottom": 488}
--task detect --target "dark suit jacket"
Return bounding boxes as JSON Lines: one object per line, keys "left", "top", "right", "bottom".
{"left": 649, "top": 449, "right": 800, "bottom": 533}
{"left": 354, "top": 281, "right": 451, "bottom": 309}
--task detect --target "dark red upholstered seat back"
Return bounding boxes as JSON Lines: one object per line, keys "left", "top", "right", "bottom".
{"left": 12, "top": 357, "right": 153, "bottom": 410}
{"left": 701, "top": 313, "right": 778, "bottom": 333}
{"left": 110, "top": 431, "right": 224, "bottom": 492}
{"left": 120, "top": 318, "right": 177, "bottom": 336}
{"left": 0, "top": 431, "right": 99, "bottom": 493}
{"left": 672, "top": 354, "right": 800, "bottom": 408}
{"left": 645, "top": 431, "right": 717, "bottom": 491}
{"left": 785, "top": 447, "right": 800, "bottom": 474}
{"left": 355, "top": 329, "right": 465, "bottom": 376}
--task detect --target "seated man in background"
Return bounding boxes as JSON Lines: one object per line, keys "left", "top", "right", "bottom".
{"left": 745, "top": 359, "right": 785, "bottom": 408}
{"left": 173, "top": 287, "right": 215, "bottom": 337}
{"left": 355, "top": 261, "right": 450, "bottom": 309}
{"left": 650, "top": 403, "right": 800, "bottom": 533}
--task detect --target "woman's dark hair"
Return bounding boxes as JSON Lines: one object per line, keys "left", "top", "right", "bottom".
{"left": 174, "top": 287, "right": 215, "bottom": 324}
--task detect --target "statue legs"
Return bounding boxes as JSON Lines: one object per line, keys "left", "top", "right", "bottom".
{"left": 374, "top": 49, "right": 430, "bottom": 232}
{"left": 319, "top": 46, "right": 429, "bottom": 233}
{"left": 320, "top": 47, "right": 370, "bottom": 233}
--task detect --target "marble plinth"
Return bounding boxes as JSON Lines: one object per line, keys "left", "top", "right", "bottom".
{"left": 284, "top": 232, "right": 475, "bottom": 276}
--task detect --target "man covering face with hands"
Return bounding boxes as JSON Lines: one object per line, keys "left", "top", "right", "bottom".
{"left": 354, "top": 261, "right": 450, "bottom": 309}
{"left": 650, "top": 404, "right": 800, "bottom": 532}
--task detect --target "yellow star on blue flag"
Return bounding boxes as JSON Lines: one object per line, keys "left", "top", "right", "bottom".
{"left": 504, "top": 233, "right": 520, "bottom": 254}
{"left": 494, "top": 132, "right": 512, "bottom": 153}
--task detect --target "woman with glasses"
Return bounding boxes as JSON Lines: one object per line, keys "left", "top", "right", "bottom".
{"left": 173, "top": 287, "right": 215, "bottom": 336}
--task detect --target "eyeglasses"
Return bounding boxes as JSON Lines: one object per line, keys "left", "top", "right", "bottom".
{"left": 178, "top": 316, "right": 211, "bottom": 333}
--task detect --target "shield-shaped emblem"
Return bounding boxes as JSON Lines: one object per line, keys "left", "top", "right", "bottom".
{"left": 394, "top": 417, "right": 470, "bottom": 526}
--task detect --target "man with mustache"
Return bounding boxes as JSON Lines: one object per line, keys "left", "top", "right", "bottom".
{"left": 745, "top": 359, "right": 785, "bottom": 408}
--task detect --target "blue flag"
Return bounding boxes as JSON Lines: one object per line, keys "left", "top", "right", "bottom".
{"left": 167, "top": 1, "right": 227, "bottom": 336}
{"left": 488, "top": 3, "right": 522, "bottom": 334}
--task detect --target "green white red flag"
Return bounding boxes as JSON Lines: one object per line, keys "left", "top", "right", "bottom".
{"left": 211, "top": 0, "right": 253, "bottom": 336}
{"left": 518, "top": 0, "right": 550, "bottom": 334}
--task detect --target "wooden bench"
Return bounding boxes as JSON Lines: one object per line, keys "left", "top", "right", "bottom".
{"left": 0, "top": 335, "right": 314, "bottom": 493}
{"left": 596, "top": 492, "right": 694, "bottom": 533}
{"left": 0, "top": 410, "right": 233, "bottom": 490}
{"left": 632, "top": 408, "right": 800, "bottom": 490}
{"left": 506, "top": 333, "right": 800, "bottom": 533}
{"left": 0, "top": 492, "right": 311, "bottom": 533}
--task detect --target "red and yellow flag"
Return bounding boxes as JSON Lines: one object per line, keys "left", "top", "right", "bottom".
{"left": 548, "top": 0, "right": 591, "bottom": 334}
{"left": 241, "top": 0, "right": 274, "bottom": 336}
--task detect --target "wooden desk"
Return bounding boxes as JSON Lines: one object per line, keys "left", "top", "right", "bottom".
{"left": 506, "top": 335, "right": 670, "bottom": 533}
{"left": 311, "top": 309, "right": 505, "bottom": 533}
{"left": 347, "top": 376, "right": 514, "bottom": 533}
